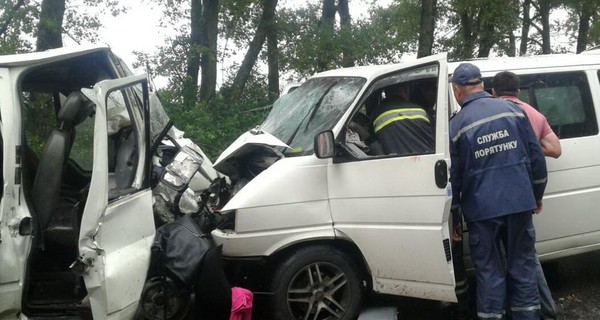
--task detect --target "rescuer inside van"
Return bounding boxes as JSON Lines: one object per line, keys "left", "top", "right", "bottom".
{"left": 370, "top": 82, "right": 434, "bottom": 155}
{"left": 493, "top": 70, "right": 561, "bottom": 320}
{"left": 449, "top": 63, "right": 547, "bottom": 320}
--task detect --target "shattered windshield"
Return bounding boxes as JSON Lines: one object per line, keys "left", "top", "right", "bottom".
{"left": 261, "top": 77, "right": 366, "bottom": 156}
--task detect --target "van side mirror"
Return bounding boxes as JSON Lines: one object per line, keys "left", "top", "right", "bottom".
{"left": 159, "top": 146, "right": 204, "bottom": 191}
{"left": 314, "top": 131, "right": 335, "bottom": 159}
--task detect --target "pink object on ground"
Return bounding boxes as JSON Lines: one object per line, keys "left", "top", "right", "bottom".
{"left": 230, "top": 287, "right": 253, "bottom": 320}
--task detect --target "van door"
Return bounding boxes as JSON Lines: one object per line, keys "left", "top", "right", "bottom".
{"left": 77, "top": 75, "right": 155, "bottom": 320}
{"left": 328, "top": 55, "right": 456, "bottom": 302}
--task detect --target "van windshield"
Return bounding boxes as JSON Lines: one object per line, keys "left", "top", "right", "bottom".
{"left": 261, "top": 77, "right": 366, "bottom": 156}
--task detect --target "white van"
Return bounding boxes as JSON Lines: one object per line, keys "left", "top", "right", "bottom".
{"left": 0, "top": 46, "right": 218, "bottom": 319}
{"left": 211, "top": 52, "right": 600, "bottom": 319}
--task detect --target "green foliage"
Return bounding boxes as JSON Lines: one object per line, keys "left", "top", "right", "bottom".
{"left": 159, "top": 72, "right": 273, "bottom": 160}
{"left": 0, "top": 0, "right": 36, "bottom": 54}
{"left": 352, "top": 1, "right": 421, "bottom": 64}
{"left": 562, "top": 0, "right": 600, "bottom": 50}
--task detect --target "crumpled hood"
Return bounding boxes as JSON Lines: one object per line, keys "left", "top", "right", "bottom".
{"left": 213, "top": 130, "right": 289, "bottom": 177}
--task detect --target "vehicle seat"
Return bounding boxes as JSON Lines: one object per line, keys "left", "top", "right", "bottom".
{"left": 32, "top": 91, "right": 94, "bottom": 247}
{"left": 108, "top": 126, "right": 137, "bottom": 192}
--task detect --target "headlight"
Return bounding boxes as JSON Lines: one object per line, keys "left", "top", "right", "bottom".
{"left": 216, "top": 209, "right": 236, "bottom": 231}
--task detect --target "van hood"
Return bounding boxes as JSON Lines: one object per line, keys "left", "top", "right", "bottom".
{"left": 213, "top": 129, "right": 289, "bottom": 177}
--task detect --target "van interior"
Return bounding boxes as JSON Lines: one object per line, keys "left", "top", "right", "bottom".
{"left": 18, "top": 51, "right": 136, "bottom": 317}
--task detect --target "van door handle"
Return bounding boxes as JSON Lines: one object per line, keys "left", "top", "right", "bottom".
{"left": 434, "top": 160, "right": 448, "bottom": 188}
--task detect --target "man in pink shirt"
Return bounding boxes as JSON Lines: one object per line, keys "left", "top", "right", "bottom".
{"left": 493, "top": 71, "right": 561, "bottom": 320}
{"left": 492, "top": 71, "right": 562, "bottom": 159}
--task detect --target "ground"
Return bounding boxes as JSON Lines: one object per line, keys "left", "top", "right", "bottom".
{"left": 251, "top": 250, "right": 600, "bottom": 319}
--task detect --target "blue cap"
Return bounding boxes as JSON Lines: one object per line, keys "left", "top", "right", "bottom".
{"left": 452, "top": 63, "right": 482, "bottom": 85}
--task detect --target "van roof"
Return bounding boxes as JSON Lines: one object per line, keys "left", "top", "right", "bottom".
{"left": 0, "top": 45, "right": 111, "bottom": 67}
{"left": 310, "top": 53, "right": 600, "bottom": 81}
{"left": 311, "top": 64, "right": 404, "bottom": 81}
{"left": 449, "top": 53, "right": 600, "bottom": 75}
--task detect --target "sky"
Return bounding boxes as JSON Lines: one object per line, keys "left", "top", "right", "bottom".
{"left": 90, "top": 1, "right": 573, "bottom": 88}
{"left": 95, "top": 3, "right": 166, "bottom": 71}
{"left": 93, "top": 0, "right": 393, "bottom": 80}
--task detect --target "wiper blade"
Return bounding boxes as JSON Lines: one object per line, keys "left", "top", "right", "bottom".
{"left": 285, "top": 83, "right": 336, "bottom": 146}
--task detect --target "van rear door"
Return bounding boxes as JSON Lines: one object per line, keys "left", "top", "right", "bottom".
{"left": 328, "top": 54, "right": 456, "bottom": 302}
{"left": 77, "top": 75, "right": 155, "bottom": 320}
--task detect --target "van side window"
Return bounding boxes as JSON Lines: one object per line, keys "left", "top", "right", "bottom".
{"left": 340, "top": 64, "right": 438, "bottom": 160}
{"left": 517, "top": 72, "right": 597, "bottom": 139}
{"left": 69, "top": 109, "right": 94, "bottom": 170}
{"left": 106, "top": 88, "right": 141, "bottom": 198}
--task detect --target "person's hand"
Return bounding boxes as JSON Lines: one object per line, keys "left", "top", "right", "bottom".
{"left": 534, "top": 199, "right": 543, "bottom": 214}
{"left": 452, "top": 224, "right": 463, "bottom": 242}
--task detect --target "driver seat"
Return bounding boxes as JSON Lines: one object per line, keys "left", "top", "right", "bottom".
{"left": 32, "top": 91, "right": 95, "bottom": 247}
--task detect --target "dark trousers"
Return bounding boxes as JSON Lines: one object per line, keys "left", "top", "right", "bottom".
{"left": 468, "top": 212, "right": 539, "bottom": 320}
{"left": 535, "top": 255, "right": 557, "bottom": 319}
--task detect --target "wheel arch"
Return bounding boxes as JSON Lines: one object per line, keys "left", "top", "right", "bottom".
{"left": 268, "top": 238, "right": 373, "bottom": 289}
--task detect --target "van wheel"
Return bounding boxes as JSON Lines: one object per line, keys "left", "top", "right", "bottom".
{"left": 271, "top": 245, "right": 363, "bottom": 320}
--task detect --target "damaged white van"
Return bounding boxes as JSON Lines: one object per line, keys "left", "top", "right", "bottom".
{"left": 211, "top": 52, "right": 600, "bottom": 319}
{"left": 0, "top": 46, "right": 218, "bottom": 319}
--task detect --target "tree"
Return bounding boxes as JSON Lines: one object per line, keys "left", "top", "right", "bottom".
{"left": 184, "top": 0, "right": 202, "bottom": 107}
{"left": 36, "top": 0, "right": 65, "bottom": 51}
{"left": 199, "top": 0, "right": 219, "bottom": 102}
{"left": 316, "top": 0, "right": 335, "bottom": 71}
{"left": 0, "top": 0, "right": 35, "bottom": 53}
{"left": 227, "top": 0, "right": 278, "bottom": 103}
{"left": 266, "top": 5, "right": 279, "bottom": 98}
{"left": 417, "top": 0, "right": 436, "bottom": 58}
{"left": 538, "top": 0, "right": 552, "bottom": 53}
{"left": 520, "top": 0, "right": 532, "bottom": 55}
{"left": 337, "top": 0, "right": 353, "bottom": 67}
{"left": 563, "top": 0, "right": 600, "bottom": 53}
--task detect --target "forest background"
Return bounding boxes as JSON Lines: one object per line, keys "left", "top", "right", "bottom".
{"left": 1, "top": 0, "right": 599, "bottom": 160}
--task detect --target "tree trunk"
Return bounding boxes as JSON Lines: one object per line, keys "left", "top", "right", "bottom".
{"left": 539, "top": 0, "right": 551, "bottom": 54}
{"left": 477, "top": 17, "right": 495, "bottom": 57}
{"left": 576, "top": 0, "right": 595, "bottom": 53}
{"left": 338, "top": 0, "right": 354, "bottom": 67}
{"left": 507, "top": 31, "right": 516, "bottom": 56}
{"left": 199, "top": 0, "right": 219, "bottom": 102}
{"left": 417, "top": 0, "right": 436, "bottom": 58}
{"left": 456, "top": 9, "right": 477, "bottom": 59}
{"left": 267, "top": 18, "right": 280, "bottom": 98}
{"left": 316, "top": 0, "right": 336, "bottom": 71}
{"left": 228, "top": 0, "right": 278, "bottom": 103}
{"left": 520, "top": 0, "right": 531, "bottom": 55}
{"left": 185, "top": 0, "right": 203, "bottom": 107}
{"left": 36, "top": 0, "right": 66, "bottom": 51}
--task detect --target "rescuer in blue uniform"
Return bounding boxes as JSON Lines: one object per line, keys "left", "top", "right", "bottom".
{"left": 449, "top": 63, "right": 547, "bottom": 320}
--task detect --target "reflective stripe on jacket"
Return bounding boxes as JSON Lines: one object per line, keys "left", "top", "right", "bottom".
{"left": 371, "top": 98, "right": 434, "bottom": 155}
{"left": 373, "top": 108, "right": 430, "bottom": 133}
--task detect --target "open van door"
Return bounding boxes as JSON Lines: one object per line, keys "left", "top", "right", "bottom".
{"left": 328, "top": 54, "right": 456, "bottom": 302}
{"left": 76, "top": 75, "right": 155, "bottom": 320}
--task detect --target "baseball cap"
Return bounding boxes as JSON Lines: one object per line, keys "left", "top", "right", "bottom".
{"left": 451, "top": 63, "right": 482, "bottom": 85}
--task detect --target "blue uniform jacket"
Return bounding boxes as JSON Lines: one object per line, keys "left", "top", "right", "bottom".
{"left": 450, "top": 91, "right": 547, "bottom": 222}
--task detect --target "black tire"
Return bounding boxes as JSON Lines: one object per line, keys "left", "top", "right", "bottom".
{"left": 271, "top": 245, "right": 363, "bottom": 320}
{"left": 137, "top": 277, "right": 190, "bottom": 320}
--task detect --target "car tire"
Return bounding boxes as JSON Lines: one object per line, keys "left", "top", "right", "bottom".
{"left": 271, "top": 245, "right": 363, "bottom": 320}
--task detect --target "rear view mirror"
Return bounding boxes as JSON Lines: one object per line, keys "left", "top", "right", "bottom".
{"left": 314, "top": 131, "right": 335, "bottom": 159}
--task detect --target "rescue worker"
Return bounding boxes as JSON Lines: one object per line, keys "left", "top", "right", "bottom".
{"left": 449, "top": 63, "right": 547, "bottom": 320}
{"left": 370, "top": 82, "right": 434, "bottom": 155}
{"left": 492, "top": 71, "right": 561, "bottom": 320}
